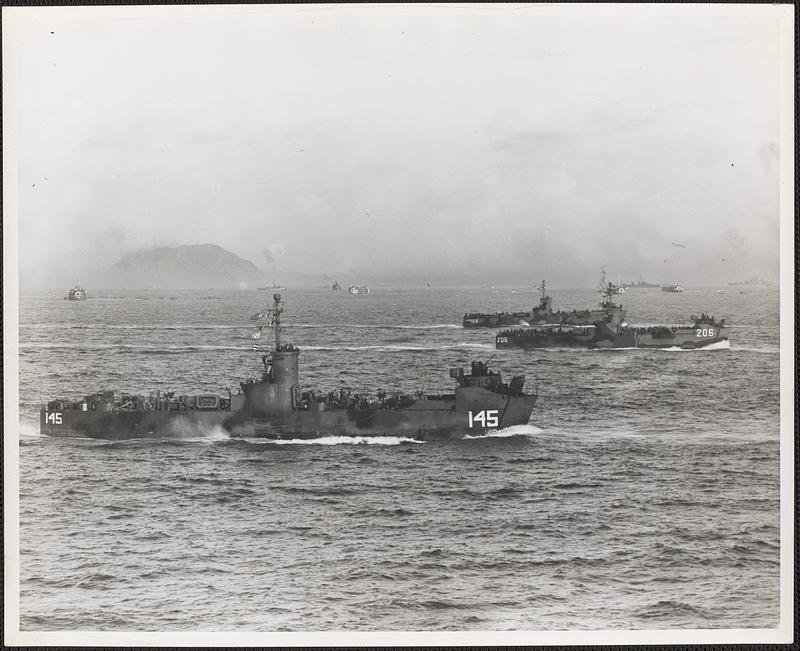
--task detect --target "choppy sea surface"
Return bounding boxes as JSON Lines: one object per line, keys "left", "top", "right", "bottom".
{"left": 16, "top": 286, "right": 781, "bottom": 631}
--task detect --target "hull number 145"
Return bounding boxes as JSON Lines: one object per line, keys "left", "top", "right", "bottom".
{"left": 468, "top": 409, "right": 499, "bottom": 428}
{"left": 44, "top": 412, "right": 62, "bottom": 424}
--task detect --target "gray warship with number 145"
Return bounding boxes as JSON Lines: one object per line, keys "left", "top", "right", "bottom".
{"left": 41, "top": 294, "right": 537, "bottom": 440}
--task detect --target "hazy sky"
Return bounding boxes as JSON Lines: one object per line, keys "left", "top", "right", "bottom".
{"left": 6, "top": 5, "right": 788, "bottom": 287}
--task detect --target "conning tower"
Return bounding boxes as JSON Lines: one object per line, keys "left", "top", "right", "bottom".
{"left": 245, "top": 293, "right": 300, "bottom": 417}
{"left": 270, "top": 293, "right": 299, "bottom": 388}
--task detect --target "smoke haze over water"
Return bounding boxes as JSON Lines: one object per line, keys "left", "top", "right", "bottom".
{"left": 8, "top": 7, "right": 784, "bottom": 288}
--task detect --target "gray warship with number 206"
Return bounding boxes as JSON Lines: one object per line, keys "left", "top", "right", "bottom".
{"left": 495, "top": 282, "right": 727, "bottom": 350}
{"left": 41, "top": 294, "right": 537, "bottom": 440}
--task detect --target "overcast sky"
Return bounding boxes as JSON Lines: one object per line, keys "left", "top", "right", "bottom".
{"left": 6, "top": 5, "right": 788, "bottom": 287}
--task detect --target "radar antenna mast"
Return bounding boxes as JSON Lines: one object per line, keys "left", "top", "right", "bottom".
{"left": 249, "top": 292, "right": 285, "bottom": 360}
{"left": 271, "top": 293, "right": 283, "bottom": 350}
{"left": 598, "top": 266, "right": 608, "bottom": 293}
{"left": 598, "top": 267, "right": 615, "bottom": 307}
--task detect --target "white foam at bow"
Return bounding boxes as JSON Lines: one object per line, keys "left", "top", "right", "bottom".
{"left": 244, "top": 435, "right": 425, "bottom": 446}
{"left": 301, "top": 343, "right": 494, "bottom": 352}
{"left": 168, "top": 421, "right": 231, "bottom": 441}
{"left": 657, "top": 340, "right": 731, "bottom": 352}
{"left": 18, "top": 421, "right": 43, "bottom": 439}
{"left": 463, "top": 424, "right": 543, "bottom": 439}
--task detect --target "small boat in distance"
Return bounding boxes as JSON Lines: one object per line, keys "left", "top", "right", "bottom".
{"left": 627, "top": 279, "right": 660, "bottom": 289}
{"left": 661, "top": 283, "right": 684, "bottom": 293}
{"left": 66, "top": 286, "right": 87, "bottom": 301}
{"left": 332, "top": 280, "right": 342, "bottom": 291}
{"left": 609, "top": 273, "right": 627, "bottom": 295}
{"left": 349, "top": 284, "right": 370, "bottom": 295}
{"left": 259, "top": 281, "right": 287, "bottom": 291}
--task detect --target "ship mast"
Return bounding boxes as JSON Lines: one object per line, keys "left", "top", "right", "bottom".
{"left": 272, "top": 293, "right": 283, "bottom": 350}
{"left": 598, "top": 267, "right": 614, "bottom": 307}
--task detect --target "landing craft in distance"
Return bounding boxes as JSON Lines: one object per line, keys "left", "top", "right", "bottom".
{"left": 463, "top": 275, "right": 624, "bottom": 329}
{"left": 40, "top": 294, "right": 537, "bottom": 440}
{"left": 65, "top": 286, "right": 87, "bottom": 301}
{"left": 496, "top": 281, "right": 727, "bottom": 350}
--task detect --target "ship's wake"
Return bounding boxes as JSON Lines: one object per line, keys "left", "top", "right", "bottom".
{"left": 21, "top": 322, "right": 465, "bottom": 331}
{"left": 462, "top": 424, "right": 543, "bottom": 440}
{"left": 17, "top": 421, "right": 43, "bottom": 440}
{"left": 288, "top": 323, "right": 464, "bottom": 330}
{"left": 241, "top": 435, "right": 425, "bottom": 446}
{"left": 21, "top": 342, "right": 495, "bottom": 354}
{"left": 580, "top": 340, "right": 732, "bottom": 353}
{"left": 168, "top": 422, "right": 231, "bottom": 442}
{"left": 657, "top": 340, "right": 731, "bottom": 352}
{"left": 520, "top": 340, "right": 733, "bottom": 353}
{"left": 302, "top": 343, "right": 494, "bottom": 352}
{"left": 730, "top": 344, "right": 779, "bottom": 355}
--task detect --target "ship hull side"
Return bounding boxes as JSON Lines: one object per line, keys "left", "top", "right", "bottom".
{"left": 463, "top": 310, "right": 615, "bottom": 329}
{"left": 496, "top": 326, "right": 727, "bottom": 350}
{"left": 463, "top": 313, "right": 540, "bottom": 328}
{"left": 40, "top": 390, "right": 536, "bottom": 441}
{"left": 222, "top": 388, "right": 537, "bottom": 440}
{"left": 496, "top": 329, "right": 600, "bottom": 349}
{"left": 39, "top": 408, "right": 229, "bottom": 439}
{"left": 634, "top": 327, "right": 728, "bottom": 349}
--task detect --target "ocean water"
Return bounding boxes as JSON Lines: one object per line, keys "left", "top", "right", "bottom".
{"left": 15, "top": 286, "right": 781, "bottom": 631}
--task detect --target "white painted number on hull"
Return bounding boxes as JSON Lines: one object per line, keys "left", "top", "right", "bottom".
{"left": 695, "top": 328, "right": 715, "bottom": 337}
{"left": 469, "top": 409, "right": 499, "bottom": 428}
{"left": 45, "top": 412, "right": 62, "bottom": 424}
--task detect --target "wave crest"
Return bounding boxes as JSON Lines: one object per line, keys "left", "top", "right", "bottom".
{"left": 463, "top": 424, "right": 542, "bottom": 439}
{"left": 243, "top": 435, "right": 425, "bottom": 446}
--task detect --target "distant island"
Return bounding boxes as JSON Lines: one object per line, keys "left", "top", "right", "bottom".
{"left": 107, "top": 244, "right": 267, "bottom": 289}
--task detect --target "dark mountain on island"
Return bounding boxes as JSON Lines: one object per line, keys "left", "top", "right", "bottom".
{"left": 108, "top": 244, "right": 268, "bottom": 289}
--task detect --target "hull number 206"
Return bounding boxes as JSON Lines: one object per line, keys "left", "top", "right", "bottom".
{"left": 695, "top": 328, "right": 715, "bottom": 337}
{"left": 468, "top": 409, "right": 499, "bottom": 428}
{"left": 44, "top": 412, "right": 62, "bottom": 424}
